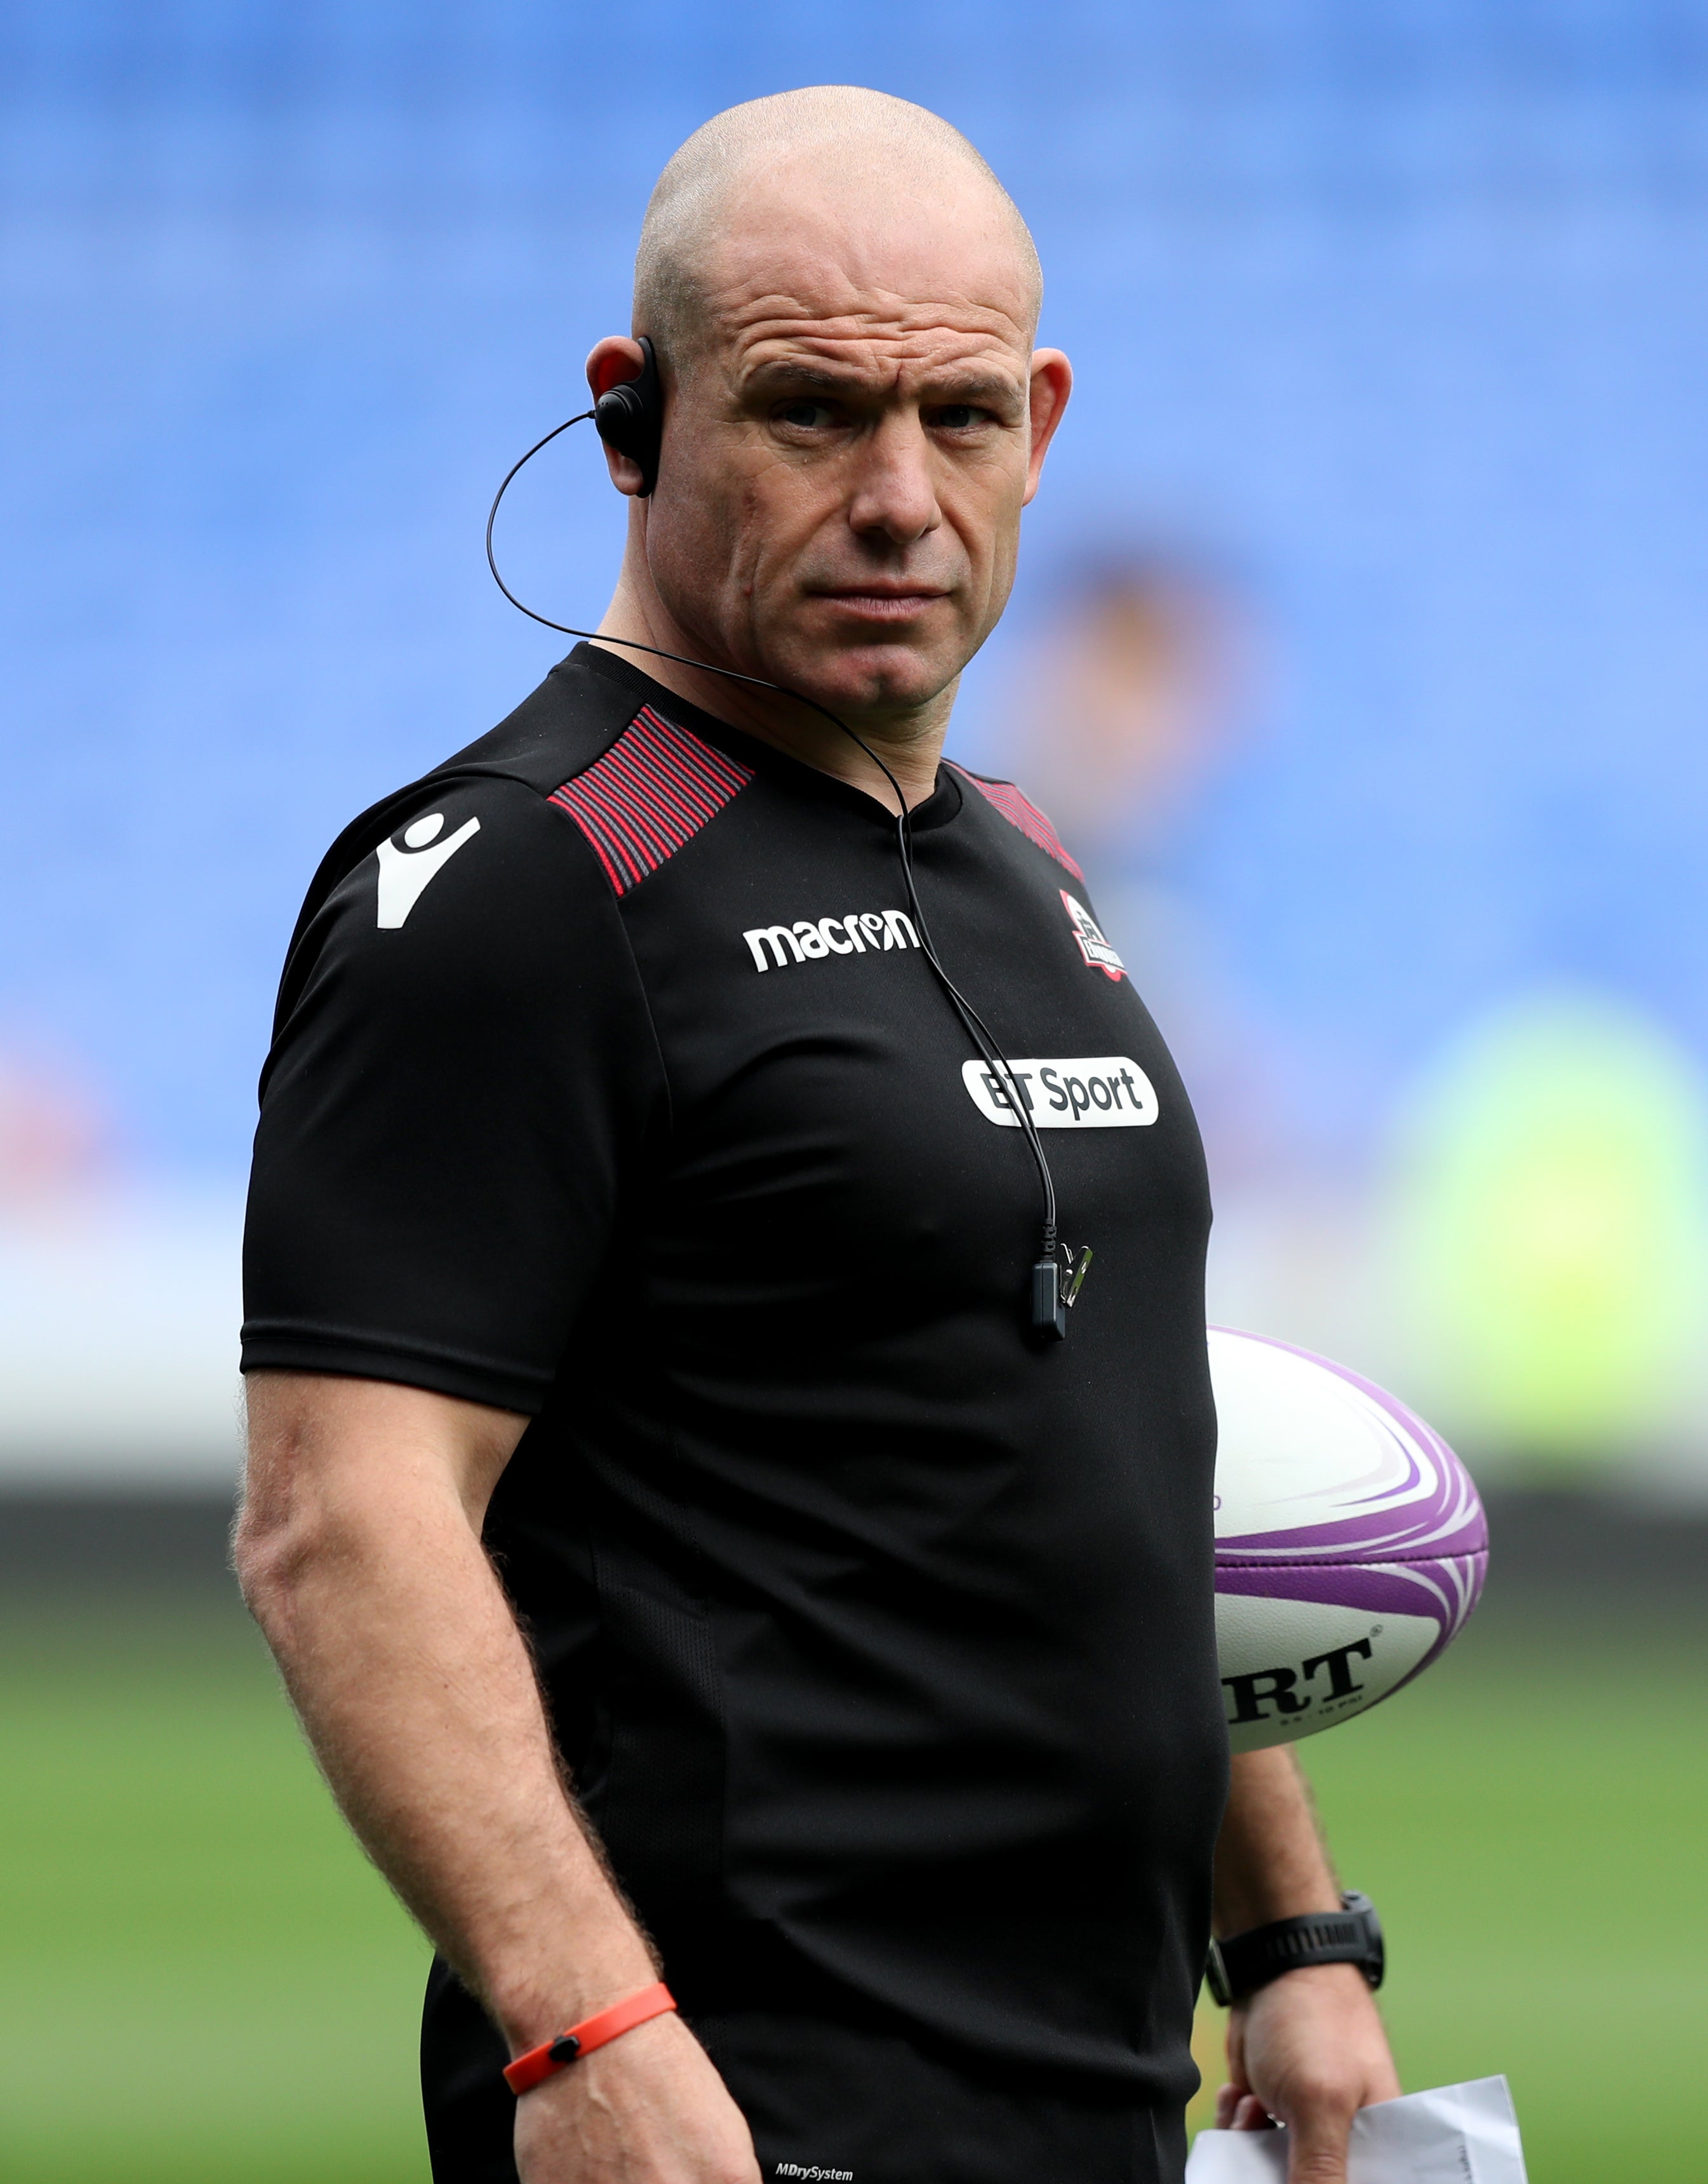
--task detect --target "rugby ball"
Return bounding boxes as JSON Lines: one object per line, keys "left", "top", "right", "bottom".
{"left": 1210, "top": 1329, "right": 1487, "bottom": 1753}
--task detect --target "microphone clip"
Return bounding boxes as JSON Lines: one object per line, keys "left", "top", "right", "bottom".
{"left": 1031, "top": 1243, "right": 1093, "bottom": 1341}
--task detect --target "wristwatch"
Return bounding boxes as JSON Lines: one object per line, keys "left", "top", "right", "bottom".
{"left": 1204, "top": 1891, "right": 1384, "bottom": 2007}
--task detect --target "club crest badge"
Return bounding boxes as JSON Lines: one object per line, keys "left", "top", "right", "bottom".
{"left": 1060, "top": 892, "right": 1126, "bottom": 982}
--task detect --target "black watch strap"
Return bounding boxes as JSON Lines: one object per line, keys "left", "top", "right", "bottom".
{"left": 1205, "top": 1891, "right": 1384, "bottom": 2007}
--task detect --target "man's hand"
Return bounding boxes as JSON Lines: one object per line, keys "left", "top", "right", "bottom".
{"left": 1217, "top": 1963, "right": 1400, "bottom": 2182}
{"left": 514, "top": 2013, "right": 761, "bottom": 2184}
{"left": 1210, "top": 1748, "right": 1401, "bottom": 2181}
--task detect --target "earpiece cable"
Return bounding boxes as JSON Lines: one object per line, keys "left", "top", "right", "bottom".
{"left": 486, "top": 411, "right": 1077, "bottom": 1316}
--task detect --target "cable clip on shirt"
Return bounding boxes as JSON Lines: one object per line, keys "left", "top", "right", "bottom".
{"left": 1032, "top": 1242, "right": 1094, "bottom": 1339}
{"left": 503, "top": 1981, "right": 678, "bottom": 2096}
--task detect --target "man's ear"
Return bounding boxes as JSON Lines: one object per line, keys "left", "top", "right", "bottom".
{"left": 1023, "top": 349, "right": 1073, "bottom": 507}
{"left": 585, "top": 337, "right": 650, "bottom": 497}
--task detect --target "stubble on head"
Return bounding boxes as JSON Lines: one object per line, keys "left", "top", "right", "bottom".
{"left": 635, "top": 88, "right": 1041, "bottom": 374}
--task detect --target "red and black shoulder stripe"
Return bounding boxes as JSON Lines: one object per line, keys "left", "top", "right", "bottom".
{"left": 549, "top": 705, "right": 754, "bottom": 895}
{"left": 949, "top": 764, "right": 1084, "bottom": 882}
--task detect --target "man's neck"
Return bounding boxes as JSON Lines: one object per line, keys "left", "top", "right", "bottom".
{"left": 592, "top": 584, "right": 952, "bottom": 815}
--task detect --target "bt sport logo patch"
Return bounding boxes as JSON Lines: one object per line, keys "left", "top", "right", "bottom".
{"left": 961, "top": 1057, "right": 1158, "bottom": 1130}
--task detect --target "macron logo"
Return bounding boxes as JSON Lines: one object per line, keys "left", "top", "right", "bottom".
{"left": 376, "top": 811, "right": 481, "bottom": 929}
{"left": 745, "top": 909, "right": 919, "bottom": 972}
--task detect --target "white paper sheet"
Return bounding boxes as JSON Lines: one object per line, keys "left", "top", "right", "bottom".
{"left": 1185, "top": 2077, "right": 1526, "bottom": 2183}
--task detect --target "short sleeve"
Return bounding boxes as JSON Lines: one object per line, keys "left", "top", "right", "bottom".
{"left": 241, "top": 775, "right": 665, "bottom": 1412}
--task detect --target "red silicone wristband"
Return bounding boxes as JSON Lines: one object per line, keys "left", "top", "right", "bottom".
{"left": 503, "top": 1981, "right": 677, "bottom": 2096}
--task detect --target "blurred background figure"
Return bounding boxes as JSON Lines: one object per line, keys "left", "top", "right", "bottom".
{"left": 0, "top": 1036, "right": 241, "bottom": 1485}
{"left": 991, "top": 557, "right": 1312, "bottom": 1192}
{"left": 994, "top": 559, "right": 1239, "bottom": 861}
{"left": 0, "top": 1045, "right": 112, "bottom": 1214}
{"left": 1384, "top": 987, "right": 1708, "bottom": 1481}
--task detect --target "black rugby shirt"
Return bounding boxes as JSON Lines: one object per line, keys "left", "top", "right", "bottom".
{"left": 242, "top": 643, "right": 1227, "bottom": 2174}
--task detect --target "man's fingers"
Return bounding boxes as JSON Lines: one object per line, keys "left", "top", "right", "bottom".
{"left": 1281, "top": 2102, "right": 1357, "bottom": 2183}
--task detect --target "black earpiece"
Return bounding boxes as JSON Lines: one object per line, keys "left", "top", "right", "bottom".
{"left": 593, "top": 335, "right": 664, "bottom": 497}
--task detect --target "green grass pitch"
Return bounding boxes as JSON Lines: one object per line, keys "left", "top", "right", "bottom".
{"left": 1, "top": 1583, "right": 1702, "bottom": 2181}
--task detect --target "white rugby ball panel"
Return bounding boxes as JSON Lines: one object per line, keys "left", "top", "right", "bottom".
{"left": 1214, "top": 1593, "right": 1440, "bottom": 1754}
{"left": 1209, "top": 1328, "right": 1487, "bottom": 1750}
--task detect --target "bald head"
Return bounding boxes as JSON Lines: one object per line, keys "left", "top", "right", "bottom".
{"left": 634, "top": 86, "right": 1042, "bottom": 365}
{"left": 587, "top": 86, "right": 1069, "bottom": 755}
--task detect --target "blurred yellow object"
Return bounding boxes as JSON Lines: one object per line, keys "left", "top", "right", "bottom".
{"left": 1388, "top": 989, "right": 1708, "bottom": 1471}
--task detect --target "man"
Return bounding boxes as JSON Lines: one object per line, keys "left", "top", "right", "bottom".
{"left": 237, "top": 87, "right": 1398, "bottom": 2184}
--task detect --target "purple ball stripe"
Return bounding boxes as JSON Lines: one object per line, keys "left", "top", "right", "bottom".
{"left": 1210, "top": 1326, "right": 1489, "bottom": 1565}
{"left": 1216, "top": 1553, "right": 1489, "bottom": 1686}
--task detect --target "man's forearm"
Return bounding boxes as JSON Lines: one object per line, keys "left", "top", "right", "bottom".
{"left": 236, "top": 1374, "right": 655, "bottom": 2052}
{"left": 1210, "top": 1745, "right": 1401, "bottom": 2167}
{"left": 1213, "top": 1747, "right": 1342, "bottom": 1934}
